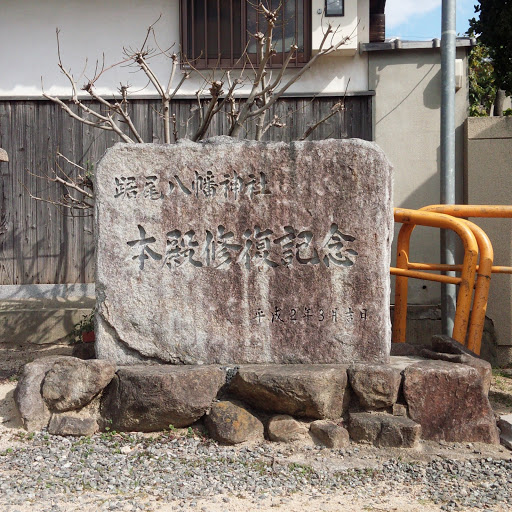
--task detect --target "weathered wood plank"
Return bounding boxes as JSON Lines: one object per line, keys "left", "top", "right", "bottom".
{"left": 0, "top": 102, "right": 13, "bottom": 284}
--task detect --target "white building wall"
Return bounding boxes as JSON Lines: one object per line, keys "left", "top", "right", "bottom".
{"left": 0, "top": 0, "right": 369, "bottom": 98}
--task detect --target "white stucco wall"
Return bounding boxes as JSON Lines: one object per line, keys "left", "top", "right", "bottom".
{"left": 0, "top": 0, "right": 369, "bottom": 98}
{"left": 368, "top": 47, "right": 469, "bottom": 305}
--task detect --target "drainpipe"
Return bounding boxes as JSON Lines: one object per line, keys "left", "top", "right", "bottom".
{"left": 440, "top": 0, "right": 457, "bottom": 336}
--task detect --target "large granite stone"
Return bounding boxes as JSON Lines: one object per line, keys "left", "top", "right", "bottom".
{"left": 48, "top": 415, "right": 99, "bottom": 437}
{"left": 95, "top": 138, "right": 393, "bottom": 364}
{"left": 348, "top": 412, "right": 420, "bottom": 448}
{"left": 348, "top": 364, "right": 402, "bottom": 410}
{"left": 310, "top": 420, "right": 350, "bottom": 448}
{"left": 101, "top": 365, "right": 225, "bottom": 431}
{"left": 267, "top": 415, "right": 309, "bottom": 442}
{"left": 42, "top": 358, "right": 116, "bottom": 412}
{"left": 419, "top": 348, "right": 492, "bottom": 394}
{"left": 430, "top": 334, "right": 476, "bottom": 356}
{"left": 14, "top": 357, "right": 68, "bottom": 432}
{"left": 228, "top": 364, "right": 349, "bottom": 419}
{"left": 403, "top": 361, "right": 499, "bottom": 444}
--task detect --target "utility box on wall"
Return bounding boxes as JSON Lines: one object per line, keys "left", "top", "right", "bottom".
{"left": 311, "top": 0, "right": 364, "bottom": 55}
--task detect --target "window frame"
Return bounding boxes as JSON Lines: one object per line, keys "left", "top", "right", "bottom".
{"left": 325, "top": 0, "right": 344, "bottom": 17}
{"left": 180, "top": 0, "right": 312, "bottom": 69}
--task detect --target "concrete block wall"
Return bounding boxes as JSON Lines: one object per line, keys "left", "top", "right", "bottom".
{"left": 0, "top": 284, "right": 94, "bottom": 346}
{"left": 465, "top": 117, "right": 512, "bottom": 366}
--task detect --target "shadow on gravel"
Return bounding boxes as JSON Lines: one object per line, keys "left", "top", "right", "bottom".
{"left": 0, "top": 342, "right": 73, "bottom": 379}
{"left": 0, "top": 384, "right": 23, "bottom": 430}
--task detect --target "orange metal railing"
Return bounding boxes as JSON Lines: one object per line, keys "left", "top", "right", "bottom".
{"left": 392, "top": 205, "right": 512, "bottom": 355}
{"left": 391, "top": 208, "right": 479, "bottom": 349}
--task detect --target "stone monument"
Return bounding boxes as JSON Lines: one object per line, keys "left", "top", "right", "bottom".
{"left": 95, "top": 138, "right": 393, "bottom": 365}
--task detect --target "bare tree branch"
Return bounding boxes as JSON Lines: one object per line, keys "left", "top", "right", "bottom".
{"left": 299, "top": 79, "right": 350, "bottom": 141}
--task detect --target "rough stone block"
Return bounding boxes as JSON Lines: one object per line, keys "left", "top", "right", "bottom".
{"left": 228, "top": 364, "right": 349, "bottom": 419}
{"left": 48, "top": 415, "right": 98, "bottom": 437}
{"left": 14, "top": 357, "right": 68, "bottom": 432}
{"left": 348, "top": 412, "right": 420, "bottom": 448}
{"left": 431, "top": 334, "right": 476, "bottom": 356}
{"left": 348, "top": 364, "right": 401, "bottom": 409}
{"left": 205, "top": 400, "right": 264, "bottom": 445}
{"left": 377, "top": 416, "right": 420, "bottom": 448}
{"left": 498, "top": 414, "right": 512, "bottom": 450}
{"left": 310, "top": 420, "right": 350, "bottom": 448}
{"left": 42, "top": 358, "right": 116, "bottom": 412}
{"left": 403, "top": 360, "right": 499, "bottom": 444}
{"left": 348, "top": 413, "right": 382, "bottom": 444}
{"left": 101, "top": 365, "right": 225, "bottom": 431}
{"left": 419, "top": 347, "right": 492, "bottom": 394}
{"left": 95, "top": 138, "right": 393, "bottom": 365}
{"left": 267, "top": 415, "right": 309, "bottom": 442}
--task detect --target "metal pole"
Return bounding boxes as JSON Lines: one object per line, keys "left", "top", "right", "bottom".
{"left": 440, "top": 0, "right": 457, "bottom": 335}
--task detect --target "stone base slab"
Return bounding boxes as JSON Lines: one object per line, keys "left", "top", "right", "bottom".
{"left": 14, "top": 355, "right": 500, "bottom": 446}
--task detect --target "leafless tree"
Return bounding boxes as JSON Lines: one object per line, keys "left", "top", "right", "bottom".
{"left": 24, "top": 152, "right": 94, "bottom": 215}
{"left": 36, "top": 2, "right": 353, "bottom": 213}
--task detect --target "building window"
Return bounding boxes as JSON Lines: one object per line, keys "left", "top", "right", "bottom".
{"left": 180, "top": 0, "right": 311, "bottom": 69}
{"left": 325, "top": 0, "right": 344, "bottom": 17}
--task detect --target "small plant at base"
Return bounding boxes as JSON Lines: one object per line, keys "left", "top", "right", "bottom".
{"left": 68, "top": 310, "right": 95, "bottom": 345}
{"left": 288, "top": 462, "right": 314, "bottom": 475}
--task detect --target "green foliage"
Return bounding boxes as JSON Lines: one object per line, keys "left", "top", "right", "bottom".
{"left": 468, "top": 41, "right": 497, "bottom": 116}
{"left": 470, "top": 0, "right": 512, "bottom": 96}
{"left": 67, "top": 310, "right": 95, "bottom": 344}
{"left": 288, "top": 462, "right": 315, "bottom": 475}
{"left": 14, "top": 431, "right": 35, "bottom": 442}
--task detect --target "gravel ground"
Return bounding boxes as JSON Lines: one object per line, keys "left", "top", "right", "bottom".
{"left": 1, "top": 348, "right": 512, "bottom": 512}
{"left": 0, "top": 427, "right": 511, "bottom": 512}
{"left": 1, "top": 376, "right": 512, "bottom": 512}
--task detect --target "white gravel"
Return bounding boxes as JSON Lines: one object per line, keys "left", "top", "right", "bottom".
{"left": 1, "top": 381, "right": 511, "bottom": 512}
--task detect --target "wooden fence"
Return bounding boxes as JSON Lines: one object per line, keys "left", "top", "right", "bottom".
{"left": 0, "top": 95, "right": 372, "bottom": 285}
